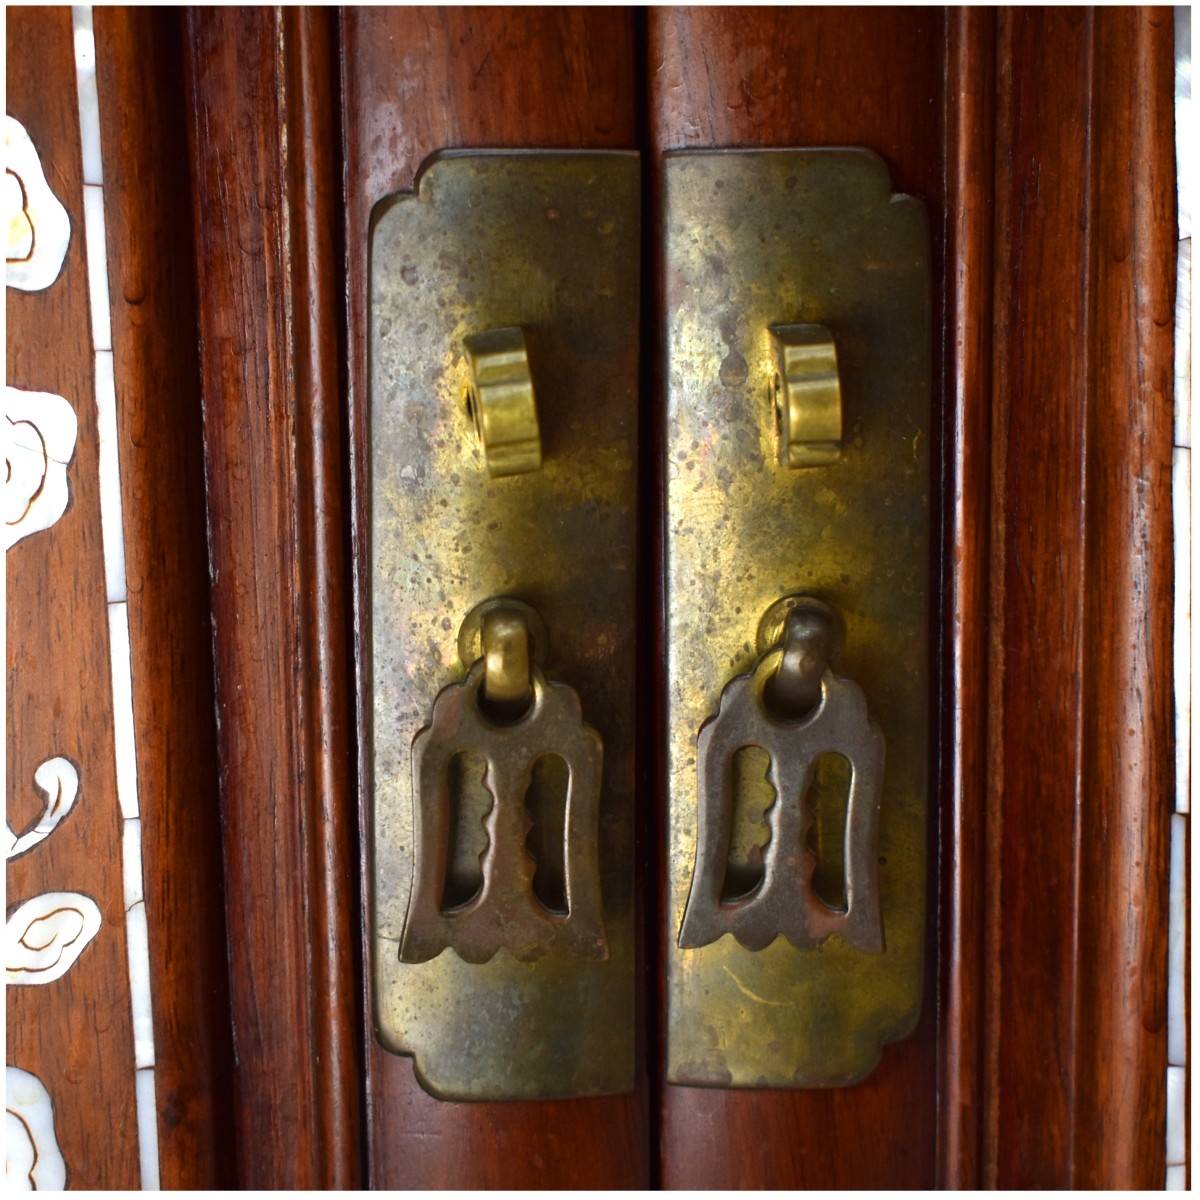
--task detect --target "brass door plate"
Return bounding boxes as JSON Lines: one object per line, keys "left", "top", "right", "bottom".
{"left": 368, "top": 151, "right": 640, "bottom": 1100}
{"left": 663, "top": 150, "right": 930, "bottom": 1088}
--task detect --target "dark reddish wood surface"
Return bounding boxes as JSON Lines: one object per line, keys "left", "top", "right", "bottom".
{"left": 182, "top": 8, "right": 361, "bottom": 1187}
{"left": 5, "top": 7, "right": 140, "bottom": 1188}
{"left": 1071, "top": 11, "right": 1174, "bottom": 1185}
{"left": 93, "top": 9, "right": 236, "bottom": 1187}
{"left": 340, "top": 7, "right": 650, "bottom": 1188}
{"left": 987, "top": 7, "right": 1175, "bottom": 1189}
{"left": 647, "top": 8, "right": 945, "bottom": 1187}
{"left": 937, "top": 7, "right": 996, "bottom": 1189}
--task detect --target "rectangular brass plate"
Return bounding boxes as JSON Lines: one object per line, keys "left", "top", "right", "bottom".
{"left": 369, "top": 151, "right": 639, "bottom": 1100}
{"left": 663, "top": 150, "right": 930, "bottom": 1087}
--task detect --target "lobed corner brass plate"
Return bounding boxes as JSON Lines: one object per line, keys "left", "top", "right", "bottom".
{"left": 663, "top": 150, "right": 930, "bottom": 1088}
{"left": 368, "top": 151, "right": 640, "bottom": 1100}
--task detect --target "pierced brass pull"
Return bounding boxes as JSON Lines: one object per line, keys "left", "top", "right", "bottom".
{"left": 679, "top": 596, "right": 884, "bottom": 954}
{"left": 402, "top": 600, "right": 606, "bottom": 966}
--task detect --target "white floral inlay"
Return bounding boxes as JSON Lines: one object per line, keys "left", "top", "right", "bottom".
{"left": 6, "top": 757, "right": 79, "bottom": 860}
{"left": 5, "top": 386, "right": 78, "bottom": 551}
{"left": 6, "top": 1066, "right": 67, "bottom": 1189}
{"left": 6, "top": 892, "right": 102, "bottom": 985}
{"left": 4, "top": 116, "right": 71, "bottom": 292}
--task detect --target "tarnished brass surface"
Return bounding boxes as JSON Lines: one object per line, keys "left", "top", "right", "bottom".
{"left": 664, "top": 150, "right": 929, "bottom": 1088}
{"left": 463, "top": 327, "right": 542, "bottom": 477}
{"left": 369, "top": 151, "right": 639, "bottom": 1100}
{"left": 770, "top": 324, "right": 843, "bottom": 468}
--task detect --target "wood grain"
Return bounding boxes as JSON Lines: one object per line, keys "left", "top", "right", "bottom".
{"left": 340, "top": 7, "right": 649, "bottom": 1187}
{"left": 989, "top": 7, "right": 1175, "bottom": 1187}
{"left": 1071, "top": 12, "right": 1174, "bottom": 1183}
{"left": 5, "top": 6, "right": 140, "bottom": 1188}
{"left": 92, "top": 9, "right": 236, "bottom": 1187}
{"left": 647, "top": 8, "right": 945, "bottom": 1187}
{"left": 182, "top": 9, "right": 361, "bottom": 1187}
{"left": 937, "top": 7, "right": 996, "bottom": 1189}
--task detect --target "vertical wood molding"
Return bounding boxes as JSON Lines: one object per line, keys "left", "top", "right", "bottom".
{"left": 340, "top": 9, "right": 648, "bottom": 1187}
{"left": 182, "top": 8, "right": 361, "bottom": 1187}
{"left": 92, "top": 9, "right": 236, "bottom": 1186}
{"left": 1072, "top": 7, "right": 1175, "bottom": 1187}
{"left": 988, "top": 6, "right": 1175, "bottom": 1187}
{"left": 937, "top": 7, "right": 996, "bottom": 1190}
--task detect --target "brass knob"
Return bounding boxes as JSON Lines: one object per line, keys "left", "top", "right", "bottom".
{"left": 769, "top": 323, "right": 842, "bottom": 468}
{"left": 463, "top": 327, "right": 543, "bottom": 477}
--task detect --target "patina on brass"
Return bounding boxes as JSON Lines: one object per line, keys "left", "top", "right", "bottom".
{"left": 664, "top": 150, "right": 929, "bottom": 1088}
{"left": 679, "top": 595, "right": 885, "bottom": 955}
{"left": 403, "top": 603, "right": 606, "bottom": 966}
{"left": 369, "top": 151, "right": 639, "bottom": 1100}
{"left": 463, "top": 327, "right": 542, "bottom": 477}
{"left": 770, "top": 324, "right": 843, "bottom": 468}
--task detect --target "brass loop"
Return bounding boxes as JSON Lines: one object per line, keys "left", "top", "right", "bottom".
{"left": 457, "top": 598, "right": 548, "bottom": 723}
{"left": 457, "top": 597, "right": 547, "bottom": 674}
{"left": 480, "top": 607, "right": 534, "bottom": 717}
{"left": 757, "top": 595, "right": 844, "bottom": 720}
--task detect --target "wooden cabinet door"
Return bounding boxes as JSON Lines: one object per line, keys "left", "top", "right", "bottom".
{"left": 8, "top": 6, "right": 1177, "bottom": 1190}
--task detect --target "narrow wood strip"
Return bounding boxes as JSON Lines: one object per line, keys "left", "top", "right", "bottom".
{"left": 5, "top": 7, "right": 140, "bottom": 1188}
{"left": 339, "top": 8, "right": 647, "bottom": 1187}
{"left": 92, "top": 9, "right": 236, "bottom": 1186}
{"left": 647, "top": 8, "right": 944, "bottom": 1187}
{"left": 280, "top": 10, "right": 362, "bottom": 1187}
{"left": 990, "top": 10, "right": 1095, "bottom": 1185}
{"left": 1072, "top": 7, "right": 1175, "bottom": 1187}
{"left": 936, "top": 7, "right": 997, "bottom": 1189}
{"left": 182, "top": 9, "right": 361, "bottom": 1186}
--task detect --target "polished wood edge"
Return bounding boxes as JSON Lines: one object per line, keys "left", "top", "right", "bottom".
{"left": 93, "top": 8, "right": 237, "bottom": 1186}
{"left": 936, "top": 7, "right": 997, "bottom": 1190}
{"left": 281, "top": 9, "right": 364, "bottom": 1188}
{"left": 1071, "top": 7, "right": 1175, "bottom": 1187}
{"left": 182, "top": 8, "right": 362, "bottom": 1186}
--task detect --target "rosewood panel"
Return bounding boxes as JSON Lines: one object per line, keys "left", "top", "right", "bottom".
{"left": 182, "top": 8, "right": 361, "bottom": 1187}
{"left": 6, "top": 6, "right": 140, "bottom": 1188}
{"left": 988, "top": 7, "right": 1175, "bottom": 1188}
{"left": 93, "top": 8, "right": 235, "bottom": 1187}
{"left": 340, "top": 7, "right": 649, "bottom": 1188}
{"left": 647, "top": 7, "right": 945, "bottom": 1188}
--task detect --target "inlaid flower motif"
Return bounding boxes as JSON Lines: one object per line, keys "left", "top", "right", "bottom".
{"left": 6, "top": 1066, "right": 67, "bottom": 1189}
{"left": 6, "top": 758, "right": 79, "bottom": 861}
{"left": 5, "top": 893, "right": 102, "bottom": 986}
{"left": 5, "top": 386, "right": 78, "bottom": 551}
{"left": 4, "top": 116, "right": 70, "bottom": 292}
